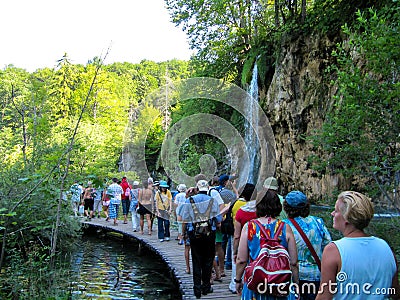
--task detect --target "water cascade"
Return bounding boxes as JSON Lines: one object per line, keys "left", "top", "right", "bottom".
{"left": 243, "top": 63, "right": 260, "bottom": 184}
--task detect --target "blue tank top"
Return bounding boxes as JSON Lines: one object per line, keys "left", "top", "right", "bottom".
{"left": 333, "top": 237, "right": 396, "bottom": 299}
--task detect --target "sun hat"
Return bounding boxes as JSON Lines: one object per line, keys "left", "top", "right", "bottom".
{"left": 132, "top": 181, "right": 140, "bottom": 186}
{"left": 263, "top": 177, "right": 278, "bottom": 190}
{"left": 153, "top": 180, "right": 160, "bottom": 186}
{"left": 285, "top": 190, "right": 307, "bottom": 207}
{"left": 177, "top": 184, "right": 187, "bottom": 192}
{"left": 197, "top": 180, "right": 209, "bottom": 192}
{"left": 159, "top": 180, "right": 169, "bottom": 188}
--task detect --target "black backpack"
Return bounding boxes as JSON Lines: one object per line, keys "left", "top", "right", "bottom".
{"left": 220, "top": 199, "right": 237, "bottom": 235}
{"left": 189, "top": 196, "right": 215, "bottom": 238}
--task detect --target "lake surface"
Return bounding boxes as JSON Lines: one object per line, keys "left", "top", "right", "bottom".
{"left": 70, "top": 233, "right": 181, "bottom": 299}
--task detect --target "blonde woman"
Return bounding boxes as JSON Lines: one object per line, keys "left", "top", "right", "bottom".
{"left": 317, "top": 191, "right": 399, "bottom": 300}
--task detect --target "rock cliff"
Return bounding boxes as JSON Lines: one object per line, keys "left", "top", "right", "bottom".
{"left": 260, "top": 33, "right": 346, "bottom": 203}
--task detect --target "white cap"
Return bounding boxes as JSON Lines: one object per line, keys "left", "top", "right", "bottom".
{"left": 196, "top": 180, "right": 209, "bottom": 192}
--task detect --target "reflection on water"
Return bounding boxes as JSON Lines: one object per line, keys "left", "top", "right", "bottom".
{"left": 70, "top": 234, "right": 180, "bottom": 299}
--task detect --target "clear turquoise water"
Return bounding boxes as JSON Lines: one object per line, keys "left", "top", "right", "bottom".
{"left": 70, "top": 234, "right": 180, "bottom": 299}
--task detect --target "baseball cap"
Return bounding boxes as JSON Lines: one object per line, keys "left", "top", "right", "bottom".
{"left": 218, "top": 174, "right": 230, "bottom": 185}
{"left": 177, "top": 184, "right": 187, "bottom": 192}
{"left": 197, "top": 180, "right": 209, "bottom": 192}
{"left": 263, "top": 177, "right": 278, "bottom": 190}
{"left": 285, "top": 191, "right": 307, "bottom": 207}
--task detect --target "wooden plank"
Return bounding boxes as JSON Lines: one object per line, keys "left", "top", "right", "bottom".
{"left": 83, "top": 218, "right": 239, "bottom": 300}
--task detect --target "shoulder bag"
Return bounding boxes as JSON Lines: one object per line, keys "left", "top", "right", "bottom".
{"left": 289, "top": 218, "right": 321, "bottom": 271}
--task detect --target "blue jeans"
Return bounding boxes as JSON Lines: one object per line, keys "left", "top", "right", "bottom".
{"left": 223, "top": 234, "right": 232, "bottom": 267}
{"left": 157, "top": 217, "right": 170, "bottom": 239}
{"left": 121, "top": 199, "right": 130, "bottom": 215}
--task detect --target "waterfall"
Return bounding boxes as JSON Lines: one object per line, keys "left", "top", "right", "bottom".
{"left": 244, "top": 63, "right": 260, "bottom": 184}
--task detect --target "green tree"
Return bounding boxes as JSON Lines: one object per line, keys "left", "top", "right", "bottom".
{"left": 310, "top": 4, "right": 400, "bottom": 207}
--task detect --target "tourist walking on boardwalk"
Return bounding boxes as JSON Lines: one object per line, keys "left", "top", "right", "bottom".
{"left": 70, "top": 181, "right": 83, "bottom": 216}
{"left": 137, "top": 179, "right": 154, "bottom": 235}
{"left": 129, "top": 181, "right": 140, "bottom": 231}
{"left": 93, "top": 186, "right": 103, "bottom": 218}
{"left": 218, "top": 174, "right": 239, "bottom": 273}
{"left": 283, "top": 190, "right": 331, "bottom": 300}
{"left": 155, "top": 180, "right": 173, "bottom": 242}
{"left": 261, "top": 176, "right": 287, "bottom": 220}
{"left": 120, "top": 176, "right": 130, "bottom": 224}
{"left": 148, "top": 179, "right": 159, "bottom": 232}
{"left": 107, "top": 177, "right": 123, "bottom": 226}
{"left": 176, "top": 184, "right": 192, "bottom": 274}
{"left": 82, "top": 181, "right": 95, "bottom": 220}
{"left": 316, "top": 191, "right": 400, "bottom": 300}
{"left": 102, "top": 183, "right": 111, "bottom": 221}
{"left": 229, "top": 183, "right": 256, "bottom": 294}
{"left": 235, "top": 190, "right": 299, "bottom": 299}
{"left": 175, "top": 183, "right": 187, "bottom": 244}
{"left": 208, "top": 176, "right": 225, "bottom": 282}
{"left": 181, "top": 179, "right": 222, "bottom": 299}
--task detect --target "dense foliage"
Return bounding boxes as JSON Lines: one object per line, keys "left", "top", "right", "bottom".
{"left": 0, "top": 57, "right": 191, "bottom": 298}
{"left": 309, "top": 3, "right": 400, "bottom": 207}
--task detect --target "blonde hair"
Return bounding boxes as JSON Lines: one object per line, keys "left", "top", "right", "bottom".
{"left": 337, "top": 191, "right": 374, "bottom": 230}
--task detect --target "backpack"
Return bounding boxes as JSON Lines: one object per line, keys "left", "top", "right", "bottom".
{"left": 220, "top": 199, "right": 236, "bottom": 235}
{"left": 189, "top": 196, "right": 214, "bottom": 238}
{"left": 244, "top": 219, "right": 292, "bottom": 296}
{"left": 207, "top": 187, "right": 218, "bottom": 196}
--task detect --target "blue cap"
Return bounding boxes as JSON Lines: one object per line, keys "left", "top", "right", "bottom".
{"left": 285, "top": 191, "right": 307, "bottom": 207}
{"left": 159, "top": 180, "right": 169, "bottom": 188}
{"left": 219, "top": 174, "right": 230, "bottom": 185}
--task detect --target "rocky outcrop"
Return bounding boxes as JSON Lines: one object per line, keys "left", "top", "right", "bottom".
{"left": 260, "top": 33, "right": 347, "bottom": 202}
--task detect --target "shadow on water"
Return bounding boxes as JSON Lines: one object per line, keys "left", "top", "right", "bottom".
{"left": 69, "top": 232, "right": 181, "bottom": 299}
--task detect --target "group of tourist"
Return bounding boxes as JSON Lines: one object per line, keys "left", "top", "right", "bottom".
{"left": 70, "top": 174, "right": 399, "bottom": 300}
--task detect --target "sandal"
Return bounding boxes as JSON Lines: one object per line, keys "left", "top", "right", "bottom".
{"left": 214, "top": 276, "right": 222, "bottom": 282}
{"left": 212, "top": 273, "right": 222, "bottom": 282}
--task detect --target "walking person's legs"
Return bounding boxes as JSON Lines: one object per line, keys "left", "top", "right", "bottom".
{"left": 164, "top": 219, "right": 170, "bottom": 240}
{"left": 146, "top": 214, "right": 152, "bottom": 235}
{"left": 158, "top": 217, "right": 165, "bottom": 241}
{"left": 139, "top": 214, "right": 145, "bottom": 234}
{"left": 132, "top": 211, "right": 140, "bottom": 231}
{"left": 190, "top": 237, "right": 202, "bottom": 298}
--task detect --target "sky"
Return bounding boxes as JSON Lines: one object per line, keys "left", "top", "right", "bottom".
{"left": 0, "top": 0, "right": 193, "bottom": 72}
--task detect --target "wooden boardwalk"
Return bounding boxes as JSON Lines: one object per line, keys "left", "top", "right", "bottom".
{"left": 83, "top": 218, "right": 239, "bottom": 300}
